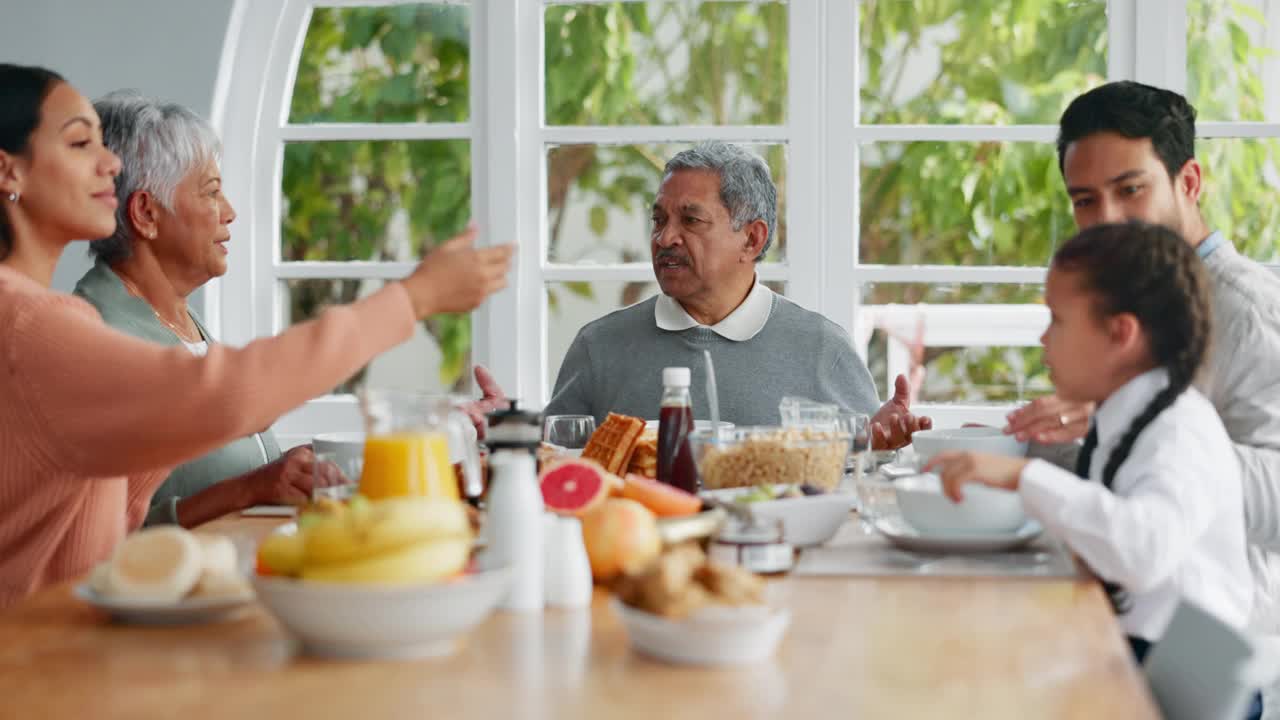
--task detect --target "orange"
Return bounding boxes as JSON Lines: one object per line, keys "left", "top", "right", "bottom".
{"left": 581, "top": 498, "right": 661, "bottom": 581}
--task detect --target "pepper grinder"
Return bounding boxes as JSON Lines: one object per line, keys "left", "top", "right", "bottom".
{"left": 482, "top": 402, "right": 545, "bottom": 612}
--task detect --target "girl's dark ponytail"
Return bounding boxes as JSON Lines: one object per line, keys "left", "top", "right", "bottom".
{"left": 1055, "top": 221, "right": 1213, "bottom": 615}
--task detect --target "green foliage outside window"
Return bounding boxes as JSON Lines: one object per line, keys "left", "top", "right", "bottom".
{"left": 282, "top": 0, "right": 1278, "bottom": 401}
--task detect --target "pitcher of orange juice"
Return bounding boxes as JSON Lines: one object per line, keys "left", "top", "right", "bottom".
{"left": 357, "top": 390, "right": 481, "bottom": 501}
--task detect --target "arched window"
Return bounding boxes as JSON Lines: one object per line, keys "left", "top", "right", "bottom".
{"left": 214, "top": 0, "right": 1280, "bottom": 443}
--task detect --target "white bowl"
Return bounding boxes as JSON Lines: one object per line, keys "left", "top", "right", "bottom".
{"left": 894, "top": 473, "right": 1026, "bottom": 536}
{"left": 253, "top": 568, "right": 510, "bottom": 659}
{"left": 908, "top": 427, "right": 1028, "bottom": 466}
{"left": 611, "top": 597, "right": 789, "bottom": 666}
{"left": 702, "top": 487, "right": 852, "bottom": 547}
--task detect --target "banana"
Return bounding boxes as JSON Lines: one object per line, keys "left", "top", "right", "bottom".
{"left": 303, "top": 497, "right": 471, "bottom": 567}
{"left": 105, "top": 527, "right": 203, "bottom": 602}
{"left": 194, "top": 534, "right": 238, "bottom": 575}
{"left": 299, "top": 536, "right": 471, "bottom": 585}
{"left": 257, "top": 532, "right": 306, "bottom": 576}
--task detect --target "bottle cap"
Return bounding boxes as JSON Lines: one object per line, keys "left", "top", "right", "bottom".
{"left": 662, "top": 367, "right": 691, "bottom": 387}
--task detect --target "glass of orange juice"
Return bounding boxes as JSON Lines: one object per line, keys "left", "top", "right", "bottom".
{"left": 357, "top": 391, "right": 481, "bottom": 501}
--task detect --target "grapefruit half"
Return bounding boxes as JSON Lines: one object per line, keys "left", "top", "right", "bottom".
{"left": 540, "top": 459, "right": 612, "bottom": 516}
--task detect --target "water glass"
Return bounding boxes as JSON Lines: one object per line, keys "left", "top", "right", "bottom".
{"left": 836, "top": 412, "right": 871, "bottom": 474}
{"left": 779, "top": 396, "right": 839, "bottom": 431}
{"left": 836, "top": 413, "right": 898, "bottom": 530}
{"left": 854, "top": 475, "right": 898, "bottom": 526}
{"left": 312, "top": 448, "right": 362, "bottom": 502}
{"left": 543, "top": 415, "right": 596, "bottom": 457}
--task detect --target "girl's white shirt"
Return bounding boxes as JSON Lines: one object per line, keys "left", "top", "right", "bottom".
{"left": 1019, "top": 367, "right": 1253, "bottom": 641}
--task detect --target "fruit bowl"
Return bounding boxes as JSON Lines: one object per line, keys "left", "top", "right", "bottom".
{"left": 611, "top": 597, "right": 790, "bottom": 666}
{"left": 253, "top": 567, "right": 510, "bottom": 659}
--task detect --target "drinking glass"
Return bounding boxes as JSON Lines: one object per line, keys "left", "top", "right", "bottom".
{"left": 779, "top": 396, "right": 839, "bottom": 431}
{"left": 312, "top": 448, "right": 362, "bottom": 502}
{"left": 837, "top": 412, "right": 898, "bottom": 532}
{"left": 542, "top": 415, "right": 596, "bottom": 457}
{"left": 836, "top": 412, "right": 871, "bottom": 475}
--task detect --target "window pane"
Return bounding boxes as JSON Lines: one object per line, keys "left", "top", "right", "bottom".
{"left": 548, "top": 143, "right": 786, "bottom": 264}
{"left": 1187, "top": 0, "right": 1280, "bottom": 122}
{"left": 290, "top": 4, "right": 470, "bottom": 123}
{"left": 859, "top": 283, "right": 1048, "bottom": 403}
{"left": 859, "top": 0, "right": 1107, "bottom": 124}
{"left": 859, "top": 142, "right": 1074, "bottom": 266}
{"left": 545, "top": 280, "right": 785, "bottom": 399}
{"left": 281, "top": 140, "right": 471, "bottom": 261}
{"left": 863, "top": 337, "right": 1051, "bottom": 403}
{"left": 1199, "top": 138, "right": 1280, "bottom": 263}
{"left": 860, "top": 282, "right": 1044, "bottom": 305}
{"left": 282, "top": 280, "right": 471, "bottom": 395}
{"left": 546, "top": 281, "right": 659, "bottom": 395}
{"left": 544, "top": 2, "right": 786, "bottom": 126}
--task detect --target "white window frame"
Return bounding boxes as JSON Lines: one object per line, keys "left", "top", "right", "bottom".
{"left": 210, "top": 0, "right": 1280, "bottom": 443}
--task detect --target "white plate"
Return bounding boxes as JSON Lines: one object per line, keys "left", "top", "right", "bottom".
{"left": 611, "top": 597, "right": 789, "bottom": 666}
{"left": 73, "top": 584, "right": 253, "bottom": 625}
{"left": 873, "top": 517, "right": 1042, "bottom": 553}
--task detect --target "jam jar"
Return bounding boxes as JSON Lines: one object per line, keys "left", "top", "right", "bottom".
{"left": 708, "top": 517, "right": 794, "bottom": 575}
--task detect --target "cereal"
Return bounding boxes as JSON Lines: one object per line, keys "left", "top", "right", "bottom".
{"left": 698, "top": 429, "right": 848, "bottom": 491}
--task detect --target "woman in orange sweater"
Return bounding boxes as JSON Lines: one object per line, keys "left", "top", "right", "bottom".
{"left": 0, "top": 64, "right": 514, "bottom": 607}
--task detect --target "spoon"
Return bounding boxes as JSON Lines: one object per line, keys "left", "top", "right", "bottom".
{"left": 702, "top": 349, "right": 723, "bottom": 442}
{"left": 700, "top": 495, "right": 761, "bottom": 529}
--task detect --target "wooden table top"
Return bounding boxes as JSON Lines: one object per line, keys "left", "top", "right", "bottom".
{"left": 0, "top": 514, "right": 1159, "bottom": 720}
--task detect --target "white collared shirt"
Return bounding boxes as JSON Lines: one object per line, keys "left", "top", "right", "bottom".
{"left": 653, "top": 279, "right": 774, "bottom": 341}
{"left": 1018, "top": 368, "right": 1253, "bottom": 641}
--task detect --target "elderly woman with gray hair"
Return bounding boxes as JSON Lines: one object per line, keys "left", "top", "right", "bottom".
{"left": 70, "top": 91, "right": 327, "bottom": 527}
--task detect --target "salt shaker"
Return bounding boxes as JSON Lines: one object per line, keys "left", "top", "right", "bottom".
{"left": 544, "top": 514, "right": 592, "bottom": 609}
{"left": 483, "top": 402, "right": 546, "bottom": 612}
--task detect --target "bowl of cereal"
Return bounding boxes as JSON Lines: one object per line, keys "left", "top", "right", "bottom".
{"left": 690, "top": 427, "right": 850, "bottom": 492}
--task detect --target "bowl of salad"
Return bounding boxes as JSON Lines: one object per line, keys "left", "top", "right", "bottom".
{"left": 700, "top": 484, "right": 853, "bottom": 548}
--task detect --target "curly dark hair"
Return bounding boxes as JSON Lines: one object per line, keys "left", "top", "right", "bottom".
{"left": 0, "top": 64, "right": 66, "bottom": 261}
{"left": 1055, "top": 221, "right": 1212, "bottom": 615}
{"left": 1057, "top": 81, "right": 1197, "bottom": 179}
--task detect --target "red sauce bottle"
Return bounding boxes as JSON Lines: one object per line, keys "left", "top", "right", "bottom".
{"left": 657, "top": 367, "right": 698, "bottom": 493}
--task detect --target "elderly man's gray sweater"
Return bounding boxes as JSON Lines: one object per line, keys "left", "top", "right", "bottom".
{"left": 544, "top": 294, "right": 880, "bottom": 426}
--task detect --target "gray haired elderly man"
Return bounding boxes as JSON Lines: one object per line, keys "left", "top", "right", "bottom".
{"left": 544, "top": 141, "right": 931, "bottom": 448}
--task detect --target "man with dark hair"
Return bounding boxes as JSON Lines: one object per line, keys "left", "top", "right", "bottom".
{"left": 1008, "top": 81, "right": 1280, "bottom": 653}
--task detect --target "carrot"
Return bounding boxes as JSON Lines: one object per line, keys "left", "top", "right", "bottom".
{"left": 620, "top": 474, "right": 702, "bottom": 517}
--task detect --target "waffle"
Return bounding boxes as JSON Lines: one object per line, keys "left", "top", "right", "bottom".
{"left": 626, "top": 430, "right": 658, "bottom": 478}
{"left": 581, "top": 412, "right": 646, "bottom": 475}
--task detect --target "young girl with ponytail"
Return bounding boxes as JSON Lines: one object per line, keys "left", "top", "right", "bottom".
{"left": 926, "top": 222, "right": 1253, "bottom": 669}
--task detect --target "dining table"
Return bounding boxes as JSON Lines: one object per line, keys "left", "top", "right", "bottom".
{"left": 0, "top": 512, "right": 1161, "bottom": 719}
